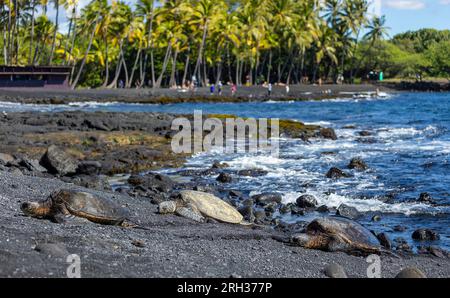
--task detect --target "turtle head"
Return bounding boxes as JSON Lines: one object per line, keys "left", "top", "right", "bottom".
{"left": 158, "top": 201, "right": 178, "bottom": 214}
{"left": 291, "top": 233, "right": 312, "bottom": 247}
{"left": 21, "top": 201, "right": 49, "bottom": 218}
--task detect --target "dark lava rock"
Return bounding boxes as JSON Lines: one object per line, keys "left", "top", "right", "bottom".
{"left": 326, "top": 167, "right": 351, "bottom": 179}
{"left": 129, "top": 172, "right": 176, "bottom": 194}
{"left": 251, "top": 193, "right": 282, "bottom": 205}
{"left": 336, "top": 204, "right": 362, "bottom": 219}
{"left": 395, "top": 268, "right": 426, "bottom": 278}
{"left": 417, "top": 246, "right": 448, "bottom": 258}
{"left": 393, "top": 225, "right": 407, "bottom": 232}
{"left": 211, "top": 160, "right": 229, "bottom": 169}
{"left": 376, "top": 233, "right": 392, "bottom": 250}
{"left": 320, "top": 128, "right": 337, "bottom": 140}
{"left": 39, "top": 145, "right": 78, "bottom": 176}
{"left": 358, "top": 131, "right": 372, "bottom": 137}
{"left": 279, "top": 204, "right": 291, "bottom": 214}
{"left": 347, "top": 157, "right": 368, "bottom": 171}
{"left": 254, "top": 210, "right": 267, "bottom": 224}
{"left": 296, "top": 195, "right": 318, "bottom": 208}
{"left": 316, "top": 205, "right": 330, "bottom": 213}
{"left": 324, "top": 264, "right": 348, "bottom": 278}
{"left": 237, "top": 169, "right": 268, "bottom": 177}
{"left": 238, "top": 206, "right": 255, "bottom": 223}
{"left": 127, "top": 175, "right": 145, "bottom": 186}
{"left": 412, "top": 229, "right": 440, "bottom": 241}
{"left": 395, "top": 238, "right": 412, "bottom": 252}
{"left": 70, "top": 175, "right": 111, "bottom": 191}
{"left": 372, "top": 215, "right": 382, "bottom": 222}
{"left": 76, "top": 161, "right": 102, "bottom": 175}
{"left": 216, "top": 172, "right": 232, "bottom": 183}
{"left": 418, "top": 192, "right": 435, "bottom": 204}
{"left": 18, "top": 158, "right": 47, "bottom": 173}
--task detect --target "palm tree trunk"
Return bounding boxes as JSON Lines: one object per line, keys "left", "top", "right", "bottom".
{"left": 192, "top": 22, "right": 208, "bottom": 86}
{"left": 142, "top": 1, "right": 155, "bottom": 87}
{"left": 182, "top": 48, "right": 190, "bottom": 86}
{"left": 128, "top": 48, "right": 142, "bottom": 88}
{"left": 169, "top": 49, "right": 179, "bottom": 87}
{"left": 154, "top": 41, "right": 172, "bottom": 88}
{"left": 107, "top": 41, "right": 125, "bottom": 89}
{"left": 49, "top": 0, "right": 60, "bottom": 65}
{"left": 71, "top": 17, "right": 99, "bottom": 89}
{"left": 266, "top": 51, "right": 272, "bottom": 83}
{"left": 28, "top": 2, "right": 36, "bottom": 65}
{"left": 6, "top": 1, "right": 11, "bottom": 64}
{"left": 63, "top": 5, "right": 76, "bottom": 65}
{"left": 1, "top": 6, "right": 7, "bottom": 64}
{"left": 68, "top": 15, "right": 78, "bottom": 66}
{"left": 102, "top": 38, "right": 109, "bottom": 88}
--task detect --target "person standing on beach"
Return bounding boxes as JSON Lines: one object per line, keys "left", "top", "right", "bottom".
{"left": 268, "top": 83, "right": 273, "bottom": 96}
{"left": 286, "top": 84, "right": 290, "bottom": 95}
{"left": 231, "top": 84, "right": 237, "bottom": 96}
{"left": 217, "top": 81, "right": 223, "bottom": 95}
{"left": 210, "top": 84, "right": 215, "bottom": 95}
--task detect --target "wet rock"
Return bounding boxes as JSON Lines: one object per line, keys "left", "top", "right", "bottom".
{"left": 251, "top": 193, "right": 282, "bottom": 205}
{"left": 372, "top": 215, "right": 382, "bottom": 222}
{"left": 279, "top": 204, "right": 292, "bottom": 214}
{"left": 324, "top": 264, "right": 348, "bottom": 278}
{"left": 418, "top": 192, "right": 435, "bottom": 204}
{"left": 358, "top": 131, "right": 372, "bottom": 136}
{"left": 348, "top": 157, "right": 368, "bottom": 171}
{"left": 412, "top": 229, "right": 440, "bottom": 241}
{"left": 336, "top": 204, "right": 362, "bottom": 219}
{"left": 290, "top": 205, "right": 305, "bottom": 216}
{"left": 319, "top": 128, "right": 337, "bottom": 140}
{"left": 254, "top": 210, "right": 267, "bottom": 224}
{"left": 238, "top": 205, "right": 255, "bottom": 223}
{"left": 127, "top": 175, "right": 145, "bottom": 186}
{"left": 395, "top": 267, "right": 426, "bottom": 278}
{"left": 296, "top": 195, "right": 318, "bottom": 208}
{"left": 393, "top": 225, "right": 407, "bottom": 232}
{"left": 326, "top": 167, "right": 351, "bottom": 179}
{"left": 39, "top": 145, "right": 78, "bottom": 176}
{"left": 376, "top": 233, "right": 392, "bottom": 249}
{"left": 228, "top": 190, "right": 244, "bottom": 199}
{"left": 211, "top": 161, "right": 229, "bottom": 169}
{"left": 34, "top": 242, "right": 69, "bottom": 259}
{"left": 76, "top": 161, "right": 102, "bottom": 175}
{"left": 216, "top": 173, "right": 232, "bottom": 183}
{"left": 417, "top": 246, "right": 448, "bottom": 258}
{"left": 83, "top": 119, "right": 111, "bottom": 131}
{"left": 237, "top": 169, "right": 268, "bottom": 177}
{"left": 264, "top": 202, "right": 278, "bottom": 213}
{"left": 316, "top": 205, "right": 330, "bottom": 213}
{"left": 129, "top": 172, "right": 176, "bottom": 193}
{"left": 395, "top": 238, "right": 412, "bottom": 253}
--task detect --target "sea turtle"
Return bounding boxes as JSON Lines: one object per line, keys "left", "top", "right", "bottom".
{"left": 290, "top": 216, "right": 381, "bottom": 255}
{"left": 21, "top": 189, "right": 144, "bottom": 229}
{"left": 158, "top": 190, "right": 248, "bottom": 225}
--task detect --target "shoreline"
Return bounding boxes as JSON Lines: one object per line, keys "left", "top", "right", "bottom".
{"left": 0, "top": 84, "right": 398, "bottom": 105}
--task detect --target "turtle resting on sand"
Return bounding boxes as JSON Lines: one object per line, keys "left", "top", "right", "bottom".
{"left": 158, "top": 190, "right": 248, "bottom": 225}
{"left": 290, "top": 217, "right": 381, "bottom": 255}
{"left": 21, "top": 189, "right": 143, "bottom": 228}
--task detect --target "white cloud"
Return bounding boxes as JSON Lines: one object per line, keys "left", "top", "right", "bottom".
{"left": 440, "top": 0, "right": 450, "bottom": 5}
{"left": 385, "top": 0, "right": 426, "bottom": 10}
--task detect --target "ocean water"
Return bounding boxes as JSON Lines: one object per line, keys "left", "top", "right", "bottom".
{"left": 2, "top": 92, "right": 449, "bottom": 249}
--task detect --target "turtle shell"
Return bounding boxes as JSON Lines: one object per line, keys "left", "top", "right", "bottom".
{"left": 55, "top": 190, "right": 129, "bottom": 224}
{"left": 306, "top": 216, "right": 380, "bottom": 248}
{"left": 179, "top": 190, "right": 243, "bottom": 224}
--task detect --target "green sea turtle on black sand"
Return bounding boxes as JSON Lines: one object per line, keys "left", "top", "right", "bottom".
{"left": 158, "top": 190, "right": 250, "bottom": 225}
{"left": 21, "top": 189, "right": 146, "bottom": 229}
{"left": 290, "top": 216, "right": 382, "bottom": 255}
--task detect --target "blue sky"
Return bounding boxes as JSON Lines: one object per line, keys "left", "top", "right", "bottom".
{"left": 49, "top": 0, "right": 450, "bottom": 37}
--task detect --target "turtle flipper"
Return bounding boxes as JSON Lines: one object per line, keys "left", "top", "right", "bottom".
{"left": 176, "top": 205, "right": 205, "bottom": 223}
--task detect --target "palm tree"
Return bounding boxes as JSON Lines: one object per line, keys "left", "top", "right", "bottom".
{"left": 48, "top": 0, "right": 63, "bottom": 65}
{"left": 364, "top": 15, "right": 390, "bottom": 45}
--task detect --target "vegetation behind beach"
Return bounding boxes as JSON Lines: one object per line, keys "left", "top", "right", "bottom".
{"left": 0, "top": 0, "right": 449, "bottom": 88}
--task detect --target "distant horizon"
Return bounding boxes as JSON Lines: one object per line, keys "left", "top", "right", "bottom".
{"left": 44, "top": 0, "right": 450, "bottom": 36}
